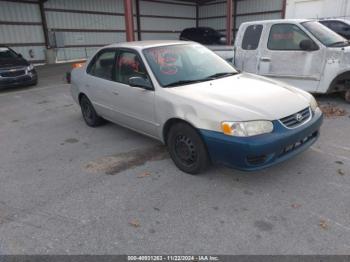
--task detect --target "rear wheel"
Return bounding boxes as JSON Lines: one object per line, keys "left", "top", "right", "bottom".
{"left": 79, "top": 95, "right": 104, "bottom": 127}
{"left": 167, "top": 122, "right": 210, "bottom": 174}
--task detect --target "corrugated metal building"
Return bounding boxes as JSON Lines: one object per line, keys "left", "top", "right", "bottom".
{"left": 0, "top": 0, "right": 285, "bottom": 63}
{"left": 285, "top": 0, "right": 350, "bottom": 20}
{"left": 198, "top": 0, "right": 285, "bottom": 37}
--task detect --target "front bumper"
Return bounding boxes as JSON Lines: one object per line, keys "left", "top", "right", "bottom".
{"left": 0, "top": 70, "right": 37, "bottom": 88}
{"left": 200, "top": 109, "right": 323, "bottom": 171}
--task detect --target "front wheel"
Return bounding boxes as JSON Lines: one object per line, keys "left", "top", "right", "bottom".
{"left": 79, "top": 95, "right": 104, "bottom": 127}
{"left": 167, "top": 122, "right": 210, "bottom": 175}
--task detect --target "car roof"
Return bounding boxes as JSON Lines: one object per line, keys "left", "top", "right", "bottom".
{"left": 106, "top": 40, "right": 194, "bottom": 50}
{"left": 241, "top": 19, "right": 311, "bottom": 26}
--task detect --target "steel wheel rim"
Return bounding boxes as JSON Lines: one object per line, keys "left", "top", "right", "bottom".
{"left": 174, "top": 134, "right": 197, "bottom": 166}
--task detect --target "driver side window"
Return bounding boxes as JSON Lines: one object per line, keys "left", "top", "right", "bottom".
{"left": 268, "top": 24, "right": 314, "bottom": 51}
{"left": 115, "top": 50, "right": 148, "bottom": 85}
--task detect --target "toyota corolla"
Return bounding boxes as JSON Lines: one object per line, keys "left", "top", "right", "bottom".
{"left": 71, "top": 41, "right": 323, "bottom": 174}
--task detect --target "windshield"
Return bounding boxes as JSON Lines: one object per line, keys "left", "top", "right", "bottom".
{"left": 0, "top": 47, "right": 19, "bottom": 59}
{"left": 142, "top": 44, "right": 237, "bottom": 87}
{"left": 302, "top": 21, "right": 348, "bottom": 47}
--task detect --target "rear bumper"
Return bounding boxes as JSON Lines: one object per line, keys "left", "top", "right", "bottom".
{"left": 200, "top": 108, "right": 323, "bottom": 171}
{"left": 0, "top": 71, "right": 37, "bottom": 88}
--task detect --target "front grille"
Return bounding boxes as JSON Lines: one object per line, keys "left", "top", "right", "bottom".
{"left": 0, "top": 69, "right": 26, "bottom": 78}
{"left": 280, "top": 107, "right": 311, "bottom": 128}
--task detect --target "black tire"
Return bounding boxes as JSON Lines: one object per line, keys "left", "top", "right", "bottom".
{"left": 167, "top": 122, "right": 210, "bottom": 175}
{"left": 79, "top": 95, "right": 104, "bottom": 127}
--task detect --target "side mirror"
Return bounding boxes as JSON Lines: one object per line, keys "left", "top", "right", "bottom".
{"left": 18, "top": 54, "right": 23, "bottom": 58}
{"left": 299, "top": 39, "right": 318, "bottom": 51}
{"left": 128, "top": 76, "right": 153, "bottom": 90}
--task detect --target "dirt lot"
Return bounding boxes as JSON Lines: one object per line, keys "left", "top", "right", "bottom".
{"left": 0, "top": 64, "right": 349, "bottom": 254}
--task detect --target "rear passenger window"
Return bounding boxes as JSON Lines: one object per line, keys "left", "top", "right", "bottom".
{"left": 87, "top": 49, "right": 116, "bottom": 80}
{"left": 268, "top": 24, "right": 312, "bottom": 51}
{"left": 242, "top": 25, "right": 263, "bottom": 50}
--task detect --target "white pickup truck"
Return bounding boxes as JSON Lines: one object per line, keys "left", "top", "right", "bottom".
{"left": 232, "top": 19, "right": 350, "bottom": 102}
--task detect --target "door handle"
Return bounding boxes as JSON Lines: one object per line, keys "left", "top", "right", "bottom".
{"left": 85, "top": 84, "right": 90, "bottom": 87}
{"left": 112, "top": 91, "right": 119, "bottom": 96}
{"left": 260, "top": 57, "right": 271, "bottom": 62}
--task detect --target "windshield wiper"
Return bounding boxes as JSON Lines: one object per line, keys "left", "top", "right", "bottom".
{"left": 204, "top": 72, "right": 238, "bottom": 80}
{"left": 329, "top": 41, "right": 350, "bottom": 47}
{"left": 163, "top": 79, "right": 202, "bottom": 87}
{"left": 163, "top": 72, "right": 238, "bottom": 87}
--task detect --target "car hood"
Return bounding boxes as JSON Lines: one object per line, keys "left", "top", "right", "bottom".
{"left": 0, "top": 57, "right": 28, "bottom": 69}
{"left": 166, "top": 73, "right": 311, "bottom": 121}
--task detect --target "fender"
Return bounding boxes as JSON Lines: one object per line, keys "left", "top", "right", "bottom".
{"left": 318, "top": 58, "right": 350, "bottom": 93}
{"left": 321, "top": 69, "right": 350, "bottom": 93}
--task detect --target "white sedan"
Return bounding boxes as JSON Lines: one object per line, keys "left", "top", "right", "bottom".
{"left": 71, "top": 40, "right": 323, "bottom": 174}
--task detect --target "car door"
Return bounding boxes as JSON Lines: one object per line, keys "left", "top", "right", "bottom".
{"left": 110, "top": 48, "right": 157, "bottom": 137}
{"left": 84, "top": 48, "right": 121, "bottom": 121}
{"left": 234, "top": 24, "right": 264, "bottom": 74}
{"left": 258, "top": 23, "right": 325, "bottom": 92}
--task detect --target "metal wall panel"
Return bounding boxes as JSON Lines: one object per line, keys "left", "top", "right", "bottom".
{"left": 140, "top": 17, "right": 195, "bottom": 31}
{"left": 60, "top": 31, "right": 124, "bottom": 46}
{"left": 198, "top": 18, "right": 226, "bottom": 30}
{"left": 0, "top": 1, "right": 45, "bottom": 62}
{"left": 11, "top": 46, "right": 46, "bottom": 62}
{"left": 198, "top": 1, "right": 226, "bottom": 18}
{"left": 198, "top": 0, "right": 284, "bottom": 37}
{"left": 237, "top": 0, "right": 283, "bottom": 14}
{"left": 56, "top": 47, "right": 99, "bottom": 61}
{"left": 139, "top": 0, "right": 195, "bottom": 17}
{"left": 0, "top": 1, "right": 41, "bottom": 22}
{"left": 198, "top": 1, "right": 226, "bottom": 31}
{"left": 45, "top": 11, "right": 123, "bottom": 30}
{"left": 141, "top": 32, "right": 179, "bottom": 40}
{"left": 235, "top": 0, "right": 283, "bottom": 31}
{"left": 236, "top": 12, "right": 282, "bottom": 28}
{"left": 0, "top": 25, "right": 43, "bottom": 44}
{"left": 139, "top": 0, "right": 196, "bottom": 40}
{"left": 45, "top": 0, "right": 119, "bottom": 13}
{"left": 44, "top": 0, "right": 130, "bottom": 61}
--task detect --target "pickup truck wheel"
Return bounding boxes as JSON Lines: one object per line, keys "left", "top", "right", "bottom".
{"left": 167, "top": 123, "right": 210, "bottom": 175}
{"left": 80, "top": 95, "right": 104, "bottom": 127}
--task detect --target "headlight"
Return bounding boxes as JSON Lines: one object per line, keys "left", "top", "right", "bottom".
{"left": 221, "top": 121, "right": 274, "bottom": 137}
{"left": 310, "top": 96, "right": 318, "bottom": 112}
{"left": 27, "top": 64, "right": 34, "bottom": 71}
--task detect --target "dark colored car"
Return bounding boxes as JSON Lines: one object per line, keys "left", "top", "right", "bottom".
{"left": 180, "top": 27, "right": 226, "bottom": 45}
{"left": 319, "top": 19, "right": 350, "bottom": 40}
{"left": 0, "top": 46, "right": 38, "bottom": 89}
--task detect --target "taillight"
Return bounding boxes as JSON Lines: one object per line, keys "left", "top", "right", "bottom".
{"left": 72, "top": 62, "right": 84, "bottom": 69}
